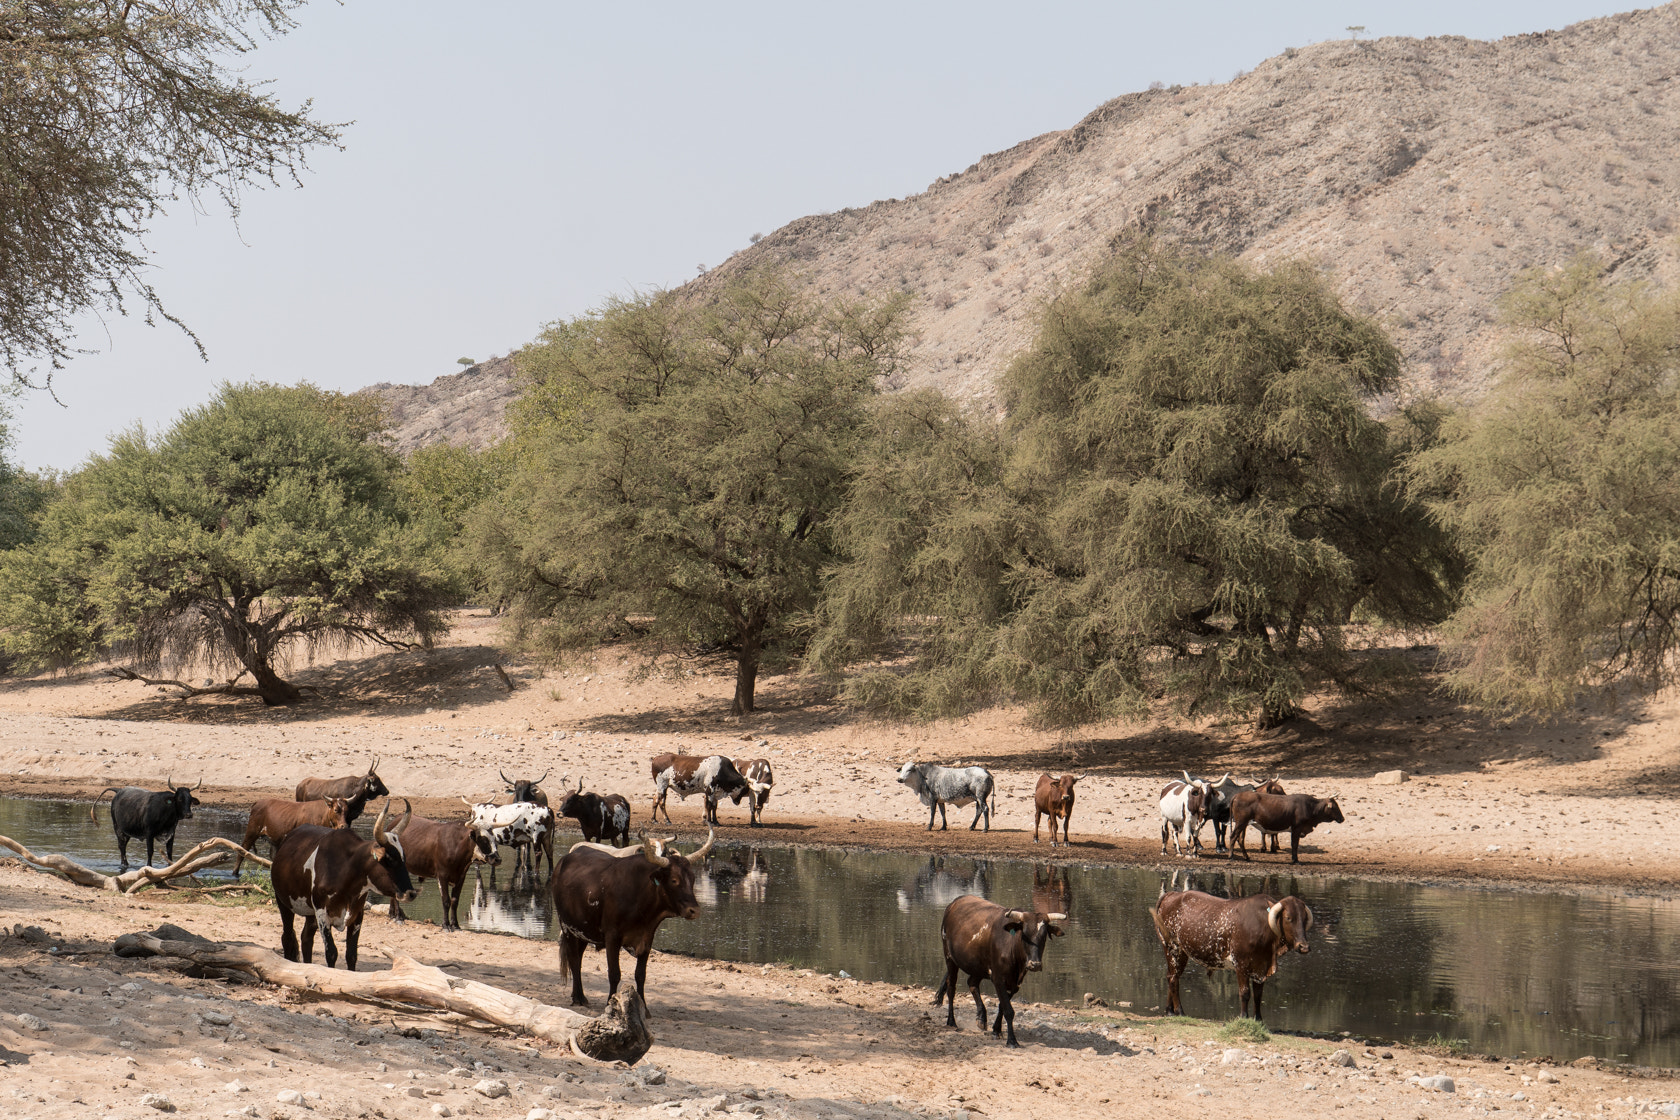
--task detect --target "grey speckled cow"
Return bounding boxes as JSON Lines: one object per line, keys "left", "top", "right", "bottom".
{"left": 897, "top": 761, "right": 996, "bottom": 831}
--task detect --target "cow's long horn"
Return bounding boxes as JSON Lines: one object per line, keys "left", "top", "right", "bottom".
{"left": 642, "top": 835, "right": 670, "bottom": 868}
{"left": 369, "top": 757, "right": 379, "bottom": 774}
{"left": 373, "top": 799, "right": 392, "bottom": 844}
{"left": 1182, "top": 769, "right": 1194, "bottom": 785}
{"left": 500, "top": 769, "right": 513, "bottom": 786}
{"left": 1267, "top": 900, "right": 1284, "bottom": 937}
{"left": 1304, "top": 904, "right": 1315, "bottom": 932}
{"left": 690, "top": 830, "right": 715, "bottom": 861}
{"left": 534, "top": 771, "right": 549, "bottom": 785}
{"left": 395, "top": 798, "right": 413, "bottom": 835}
{"left": 460, "top": 796, "right": 475, "bottom": 809}
{"left": 1047, "top": 912, "right": 1068, "bottom": 921}
{"left": 166, "top": 773, "right": 174, "bottom": 789}
{"left": 1216, "top": 773, "right": 1230, "bottom": 785}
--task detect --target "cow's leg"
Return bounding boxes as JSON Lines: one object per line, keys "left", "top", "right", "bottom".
{"left": 116, "top": 833, "right": 131, "bottom": 871}
{"left": 1290, "top": 829, "right": 1301, "bottom": 864}
{"left": 1160, "top": 818, "right": 1170, "bottom": 856}
{"left": 299, "top": 917, "right": 318, "bottom": 965}
{"left": 280, "top": 907, "right": 300, "bottom": 962}
{"left": 143, "top": 835, "right": 156, "bottom": 868}
{"left": 604, "top": 935, "right": 624, "bottom": 998}
{"left": 1233, "top": 818, "right": 1250, "bottom": 861}
{"left": 163, "top": 827, "right": 177, "bottom": 865}
{"left": 927, "top": 801, "right": 937, "bottom": 831}
{"left": 1237, "top": 968, "right": 1252, "bottom": 1019}
{"left": 632, "top": 951, "right": 652, "bottom": 999}
{"left": 1165, "top": 949, "right": 1187, "bottom": 1015}
{"left": 345, "top": 920, "right": 361, "bottom": 972}
{"left": 320, "top": 924, "right": 339, "bottom": 970}
{"left": 1033, "top": 809, "right": 1042, "bottom": 844}
{"left": 997, "top": 987, "right": 1019, "bottom": 1047}
{"left": 1061, "top": 809, "right": 1071, "bottom": 846}
{"left": 934, "top": 960, "right": 959, "bottom": 1027}
{"left": 562, "top": 934, "right": 588, "bottom": 1007}
{"left": 1251, "top": 977, "right": 1265, "bottom": 1023}
{"left": 443, "top": 878, "right": 459, "bottom": 931}
{"left": 967, "top": 974, "right": 987, "bottom": 1030}
{"left": 970, "top": 798, "right": 984, "bottom": 830}
{"left": 939, "top": 802, "right": 950, "bottom": 831}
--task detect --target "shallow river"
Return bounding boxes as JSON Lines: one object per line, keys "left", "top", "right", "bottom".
{"left": 2, "top": 796, "right": 1676, "bottom": 1066}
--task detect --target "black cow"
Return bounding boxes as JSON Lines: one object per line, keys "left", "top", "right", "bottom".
{"left": 934, "top": 895, "right": 1065, "bottom": 1047}
{"left": 550, "top": 831, "right": 713, "bottom": 1006}
{"left": 501, "top": 769, "right": 550, "bottom": 809}
{"left": 272, "top": 799, "right": 416, "bottom": 971}
{"left": 558, "top": 778, "right": 632, "bottom": 847}
{"left": 95, "top": 778, "right": 202, "bottom": 870}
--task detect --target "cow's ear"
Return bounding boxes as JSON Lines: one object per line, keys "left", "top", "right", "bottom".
{"left": 1002, "top": 910, "right": 1024, "bottom": 934}
{"left": 371, "top": 845, "right": 386, "bottom": 861}
{"left": 1047, "top": 922, "right": 1065, "bottom": 937}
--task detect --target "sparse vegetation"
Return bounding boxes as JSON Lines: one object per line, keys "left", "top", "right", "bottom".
{"left": 1218, "top": 1017, "right": 1271, "bottom": 1043}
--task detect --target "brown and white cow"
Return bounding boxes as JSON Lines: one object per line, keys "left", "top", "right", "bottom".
{"left": 934, "top": 895, "right": 1065, "bottom": 1047}
{"left": 729, "top": 758, "right": 775, "bottom": 827}
{"left": 388, "top": 812, "right": 499, "bottom": 931}
{"left": 295, "top": 757, "right": 389, "bottom": 804}
{"left": 1229, "top": 791, "right": 1344, "bottom": 864}
{"left": 649, "top": 753, "right": 749, "bottom": 826}
{"left": 272, "top": 799, "right": 416, "bottom": 971}
{"left": 549, "top": 831, "right": 714, "bottom": 1006}
{"left": 1033, "top": 773, "right": 1080, "bottom": 847}
{"left": 1148, "top": 889, "right": 1314, "bottom": 1022}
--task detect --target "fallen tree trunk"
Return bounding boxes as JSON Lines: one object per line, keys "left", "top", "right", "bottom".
{"left": 117, "top": 931, "right": 652, "bottom": 1064}
{"left": 0, "top": 835, "right": 269, "bottom": 894}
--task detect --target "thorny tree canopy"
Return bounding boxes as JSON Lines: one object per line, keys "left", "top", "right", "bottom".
{"left": 0, "top": 1, "right": 339, "bottom": 382}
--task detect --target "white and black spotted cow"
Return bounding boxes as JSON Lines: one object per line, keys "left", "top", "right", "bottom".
{"left": 271, "top": 799, "right": 416, "bottom": 971}
{"left": 649, "top": 753, "right": 750, "bottom": 826}
{"left": 897, "top": 761, "right": 996, "bottom": 831}
{"left": 728, "top": 758, "right": 775, "bottom": 827}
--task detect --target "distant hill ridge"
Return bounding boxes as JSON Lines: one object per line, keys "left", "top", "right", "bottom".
{"left": 372, "top": 4, "right": 1680, "bottom": 448}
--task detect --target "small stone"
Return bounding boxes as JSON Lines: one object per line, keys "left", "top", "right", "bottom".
{"left": 431, "top": 1106, "right": 453, "bottom": 1118}
{"left": 1222, "top": 1048, "right": 1245, "bottom": 1065}
{"left": 276, "top": 1089, "right": 305, "bottom": 1105}
{"left": 1183, "top": 1087, "right": 1212, "bottom": 1099}
{"left": 474, "top": 1079, "right": 510, "bottom": 1100}
{"left": 542, "top": 1085, "right": 567, "bottom": 1099}
{"left": 201, "top": 1011, "right": 233, "bottom": 1026}
{"left": 224, "top": 1081, "right": 248, "bottom": 1094}
{"left": 1512, "top": 1091, "right": 1527, "bottom": 1101}
{"left": 1537, "top": 1070, "right": 1560, "bottom": 1084}
{"left": 1657, "top": 1104, "right": 1680, "bottom": 1118}
{"left": 1372, "top": 769, "right": 1407, "bottom": 785}
{"left": 1419, "top": 1076, "right": 1456, "bottom": 1093}
{"left": 637, "top": 1066, "right": 667, "bottom": 1086}
{"left": 1330, "top": 1049, "right": 1356, "bottom": 1068}
{"left": 448, "top": 1067, "right": 472, "bottom": 1077}
{"left": 526, "top": 1110, "right": 557, "bottom": 1120}
{"left": 140, "top": 1094, "right": 178, "bottom": 1112}
{"left": 405, "top": 1087, "right": 427, "bottom": 1098}
{"left": 15, "top": 1012, "right": 47, "bottom": 1031}
{"left": 191, "top": 1057, "right": 208, "bottom": 1068}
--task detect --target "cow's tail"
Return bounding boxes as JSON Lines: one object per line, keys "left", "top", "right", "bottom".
{"left": 88, "top": 787, "right": 122, "bottom": 824}
{"left": 1147, "top": 905, "right": 1168, "bottom": 947}
{"left": 557, "top": 936, "right": 569, "bottom": 985}
{"left": 933, "top": 973, "right": 949, "bottom": 1006}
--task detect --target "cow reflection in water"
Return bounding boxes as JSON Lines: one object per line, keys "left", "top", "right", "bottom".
{"left": 1032, "top": 865, "right": 1072, "bottom": 919}
{"left": 468, "top": 878, "right": 547, "bottom": 937}
{"left": 897, "top": 856, "right": 990, "bottom": 914}
{"left": 694, "top": 848, "right": 770, "bottom": 907}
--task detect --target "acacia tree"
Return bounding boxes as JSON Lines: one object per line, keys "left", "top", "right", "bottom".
{"left": 1410, "top": 253, "right": 1680, "bottom": 712}
{"left": 0, "top": 1, "right": 339, "bottom": 382}
{"left": 814, "top": 237, "right": 1461, "bottom": 727}
{"left": 474, "top": 268, "right": 909, "bottom": 715}
{"left": 0, "top": 382, "right": 456, "bottom": 703}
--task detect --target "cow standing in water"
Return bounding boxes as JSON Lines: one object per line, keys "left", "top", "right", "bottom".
{"left": 94, "top": 778, "right": 202, "bottom": 870}
{"left": 934, "top": 895, "right": 1065, "bottom": 1047}
{"left": 1149, "top": 889, "right": 1314, "bottom": 1022}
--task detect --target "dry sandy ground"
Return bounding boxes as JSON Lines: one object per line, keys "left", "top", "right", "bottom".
{"left": 0, "top": 613, "right": 1674, "bottom": 893}
{"left": 3, "top": 865, "right": 1676, "bottom": 1120}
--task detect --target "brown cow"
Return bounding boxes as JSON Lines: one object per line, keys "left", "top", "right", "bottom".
{"left": 1033, "top": 773, "right": 1080, "bottom": 847}
{"left": 295, "top": 757, "right": 389, "bottom": 804}
{"left": 1229, "top": 792, "right": 1344, "bottom": 863}
{"left": 1149, "top": 889, "right": 1313, "bottom": 1021}
{"left": 235, "top": 794, "right": 353, "bottom": 874}
{"left": 550, "top": 831, "right": 714, "bottom": 1006}
{"left": 272, "top": 800, "right": 416, "bottom": 971}
{"left": 1032, "top": 865, "right": 1072, "bottom": 918}
{"left": 649, "top": 754, "right": 748, "bottom": 825}
{"left": 934, "top": 895, "right": 1065, "bottom": 1047}
{"left": 388, "top": 813, "right": 498, "bottom": 931}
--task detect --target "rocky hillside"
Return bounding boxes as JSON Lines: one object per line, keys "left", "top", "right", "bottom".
{"left": 706, "top": 3, "right": 1680, "bottom": 408}
{"left": 365, "top": 356, "right": 516, "bottom": 454}
{"left": 372, "top": 5, "right": 1680, "bottom": 448}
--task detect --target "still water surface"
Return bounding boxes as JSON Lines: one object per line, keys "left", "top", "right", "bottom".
{"left": 2, "top": 796, "right": 1676, "bottom": 1066}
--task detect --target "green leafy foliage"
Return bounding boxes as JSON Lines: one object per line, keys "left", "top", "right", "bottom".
{"left": 817, "top": 237, "right": 1460, "bottom": 726}
{"left": 0, "top": 382, "right": 457, "bottom": 703}
{"left": 400, "top": 441, "right": 514, "bottom": 595}
{"left": 1411, "top": 253, "right": 1680, "bottom": 712}
{"left": 473, "top": 268, "right": 909, "bottom": 714}
{"left": 0, "top": 1, "right": 340, "bottom": 382}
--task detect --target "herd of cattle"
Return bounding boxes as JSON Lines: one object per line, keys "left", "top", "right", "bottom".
{"left": 86, "top": 753, "right": 1340, "bottom": 1039}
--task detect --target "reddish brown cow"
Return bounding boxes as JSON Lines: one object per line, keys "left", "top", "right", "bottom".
{"left": 1229, "top": 792, "right": 1345, "bottom": 863}
{"left": 1032, "top": 773, "right": 1080, "bottom": 847}
{"left": 1032, "top": 865, "right": 1072, "bottom": 918}
{"left": 934, "top": 895, "right": 1065, "bottom": 1047}
{"left": 236, "top": 794, "right": 354, "bottom": 874}
{"left": 388, "top": 813, "right": 498, "bottom": 931}
{"left": 1149, "top": 889, "right": 1314, "bottom": 1021}
{"left": 549, "top": 831, "right": 714, "bottom": 1006}
{"left": 295, "top": 757, "right": 389, "bottom": 804}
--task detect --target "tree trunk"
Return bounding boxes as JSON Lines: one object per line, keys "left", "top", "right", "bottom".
{"left": 730, "top": 631, "right": 760, "bottom": 716}
{"left": 113, "top": 930, "right": 652, "bottom": 1064}
{"left": 250, "top": 663, "right": 304, "bottom": 705}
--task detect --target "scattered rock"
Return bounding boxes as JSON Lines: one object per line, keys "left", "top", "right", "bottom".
{"left": 448, "top": 1067, "right": 473, "bottom": 1077}
{"left": 1183, "top": 1087, "right": 1212, "bottom": 1099}
{"left": 1329, "top": 1049, "right": 1356, "bottom": 1068}
{"left": 201, "top": 1011, "right": 234, "bottom": 1026}
{"left": 1657, "top": 1104, "right": 1680, "bottom": 1118}
{"left": 405, "top": 1087, "right": 428, "bottom": 1098}
{"left": 1512, "top": 1091, "right": 1527, "bottom": 1101}
{"left": 526, "top": 1110, "right": 557, "bottom": 1120}
{"left": 15, "top": 1012, "right": 48, "bottom": 1031}
{"left": 542, "top": 1086, "right": 567, "bottom": 1099}
{"left": 1372, "top": 770, "right": 1408, "bottom": 784}
{"left": 276, "top": 1089, "right": 305, "bottom": 1105}
{"left": 1537, "top": 1070, "right": 1560, "bottom": 1084}
{"left": 223, "top": 1081, "right": 248, "bottom": 1094}
{"left": 1419, "top": 1076, "right": 1456, "bottom": 1093}
{"left": 1083, "top": 993, "right": 1108, "bottom": 1008}
{"left": 473, "top": 1079, "right": 510, "bottom": 1100}
{"left": 431, "top": 1106, "right": 453, "bottom": 1118}
{"left": 139, "top": 1093, "right": 177, "bottom": 1112}
{"left": 1222, "top": 1049, "right": 1245, "bottom": 1065}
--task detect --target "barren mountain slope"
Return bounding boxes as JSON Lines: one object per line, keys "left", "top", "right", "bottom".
{"left": 364, "top": 355, "right": 515, "bottom": 454}
{"left": 706, "top": 4, "right": 1680, "bottom": 406}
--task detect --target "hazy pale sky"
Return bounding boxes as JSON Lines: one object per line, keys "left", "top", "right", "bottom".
{"left": 11, "top": 0, "right": 1636, "bottom": 470}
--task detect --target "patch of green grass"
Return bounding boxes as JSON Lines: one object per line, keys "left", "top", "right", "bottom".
{"left": 1426, "top": 1032, "right": 1470, "bottom": 1054}
{"left": 1217, "top": 1017, "right": 1271, "bottom": 1043}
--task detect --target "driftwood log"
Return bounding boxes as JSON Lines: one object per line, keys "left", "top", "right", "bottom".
{"left": 0, "top": 834, "right": 269, "bottom": 893}
{"left": 117, "top": 931, "right": 652, "bottom": 1064}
